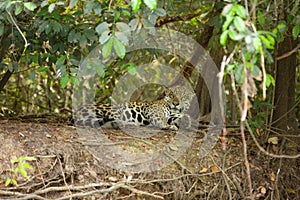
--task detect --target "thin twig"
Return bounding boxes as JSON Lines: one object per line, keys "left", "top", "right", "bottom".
{"left": 6, "top": 11, "right": 29, "bottom": 48}
{"left": 259, "top": 46, "right": 266, "bottom": 100}
{"left": 245, "top": 121, "right": 300, "bottom": 159}
{"left": 230, "top": 70, "right": 254, "bottom": 200}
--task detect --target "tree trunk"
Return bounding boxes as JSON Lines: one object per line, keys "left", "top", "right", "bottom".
{"left": 273, "top": 33, "right": 298, "bottom": 133}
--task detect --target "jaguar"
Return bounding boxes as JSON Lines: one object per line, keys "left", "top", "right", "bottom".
{"left": 73, "top": 86, "right": 195, "bottom": 130}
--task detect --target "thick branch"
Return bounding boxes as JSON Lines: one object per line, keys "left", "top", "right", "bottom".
{"left": 276, "top": 43, "right": 300, "bottom": 60}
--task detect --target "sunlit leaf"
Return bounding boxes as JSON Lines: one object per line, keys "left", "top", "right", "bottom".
{"left": 131, "top": 0, "right": 141, "bottom": 12}
{"left": 5, "top": 178, "right": 11, "bottom": 186}
{"left": 23, "top": 163, "right": 33, "bottom": 170}
{"left": 24, "top": 2, "right": 37, "bottom": 11}
{"left": 222, "top": 15, "right": 233, "bottom": 31}
{"left": 233, "top": 4, "right": 247, "bottom": 19}
{"left": 234, "top": 16, "right": 246, "bottom": 32}
{"left": 15, "top": 3, "right": 23, "bottom": 15}
{"left": 220, "top": 30, "right": 228, "bottom": 45}
{"left": 11, "top": 179, "right": 18, "bottom": 185}
{"left": 23, "top": 156, "right": 37, "bottom": 161}
{"left": 292, "top": 25, "right": 300, "bottom": 40}
{"left": 143, "top": 0, "right": 157, "bottom": 10}
{"left": 48, "top": 3, "right": 56, "bottom": 13}
{"left": 228, "top": 29, "right": 239, "bottom": 40}
{"left": 221, "top": 4, "right": 233, "bottom": 16}
{"left": 19, "top": 165, "right": 29, "bottom": 179}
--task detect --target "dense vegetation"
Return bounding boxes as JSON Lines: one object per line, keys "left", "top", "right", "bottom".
{"left": 0, "top": 0, "right": 299, "bottom": 199}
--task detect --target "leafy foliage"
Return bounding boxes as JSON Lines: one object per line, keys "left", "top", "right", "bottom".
{"left": 5, "top": 156, "right": 36, "bottom": 186}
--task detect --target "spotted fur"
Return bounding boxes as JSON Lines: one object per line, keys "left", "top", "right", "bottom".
{"left": 74, "top": 87, "right": 194, "bottom": 130}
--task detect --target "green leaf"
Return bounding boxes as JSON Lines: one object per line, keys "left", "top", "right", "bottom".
{"left": 259, "top": 35, "right": 273, "bottom": 49}
{"left": 19, "top": 165, "right": 29, "bottom": 179}
{"left": 276, "top": 23, "right": 286, "bottom": 33}
{"left": 115, "top": 32, "right": 129, "bottom": 45}
{"left": 56, "top": 55, "right": 66, "bottom": 66}
{"left": 23, "top": 156, "right": 37, "bottom": 161}
{"left": 253, "top": 37, "right": 262, "bottom": 52}
{"left": 84, "top": 29, "right": 96, "bottom": 41}
{"left": 95, "top": 64, "right": 106, "bottom": 77}
{"left": 127, "top": 64, "right": 136, "bottom": 75}
{"left": 257, "top": 10, "right": 264, "bottom": 26}
{"left": 68, "top": 29, "right": 77, "bottom": 43}
{"left": 60, "top": 76, "right": 69, "bottom": 88}
{"left": 143, "top": 0, "right": 157, "bottom": 10}
{"left": 24, "top": 2, "right": 37, "bottom": 11}
{"left": 155, "top": 8, "right": 166, "bottom": 16}
{"left": 99, "top": 31, "right": 111, "bottom": 44}
{"left": 5, "top": 178, "right": 11, "bottom": 186}
{"left": 23, "top": 163, "right": 33, "bottom": 170}
{"left": 116, "top": 22, "right": 130, "bottom": 33}
{"left": 266, "top": 74, "right": 275, "bottom": 87}
{"left": 114, "top": 10, "right": 121, "bottom": 21}
{"left": 113, "top": 37, "right": 126, "bottom": 59}
{"left": 226, "top": 64, "right": 235, "bottom": 72}
{"left": 129, "top": 18, "right": 139, "bottom": 30}
{"left": 220, "top": 30, "right": 228, "bottom": 46}
{"left": 15, "top": 3, "right": 23, "bottom": 15}
{"left": 11, "top": 157, "right": 20, "bottom": 163}
{"left": 233, "top": 16, "right": 246, "bottom": 32}
{"left": 11, "top": 179, "right": 18, "bottom": 185}
{"left": 122, "top": 9, "right": 131, "bottom": 16}
{"left": 96, "top": 22, "right": 109, "bottom": 35}
{"left": 222, "top": 15, "right": 234, "bottom": 31}
{"left": 131, "top": 0, "right": 141, "bottom": 12}
{"left": 70, "top": 76, "right": 80, "bottom": 85}
{"left": 228, "top": 29, "right": 239, "bottom": 40}
{"left": 102, "top": 37, "right": 113, "bottom": 59}
{"left": 292, "top": 25, "right": 300, "bottom": 40}
{"left": 234, "top": 4, "right": 247, "bottom": 19}
{"left": 221, "top": 4, "right": 233, "bottom": 16}
{"left": 79, "top": 34, "right": 87, "bottom": 48}
{"left": 37, "top": 67, "right": 49, "bottom": 72}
